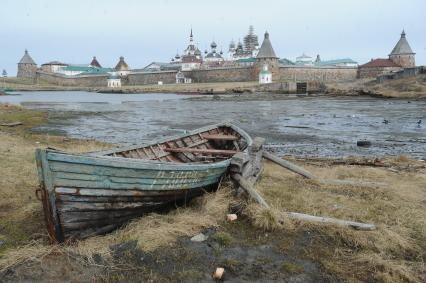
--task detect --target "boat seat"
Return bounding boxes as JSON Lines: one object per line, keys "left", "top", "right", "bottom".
{"left": 201, "top": 134, "right": 239, "bottom": 141}
{"left": 164, "top": 147, "right": 238, "bottom": 156}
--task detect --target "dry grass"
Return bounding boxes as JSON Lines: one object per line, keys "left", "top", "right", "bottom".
{"left": 1, "top": 104, "right": 426, "bottom": 282}
{"left": 245, "top": 203, "right": 294, "bottom": 231}
{"left": 0, "top": 186, "right": 232, "bottom": 270}
{"left": 0, "top": 241, "right": 55, "bottom": 272}
{"left": 252, "top": 160, "right": 426, "bottom": 282}
{"left": 0, "top": 104, "right": 111, "bottom": 255}
{"left": 326, "top": 74, "right": 426, "bottom": 98}
{"left": 66, "top": 185, "right": 232, "bottom": 264}
{"left": 368, "top": 74, "right": 426, "bottom": 98}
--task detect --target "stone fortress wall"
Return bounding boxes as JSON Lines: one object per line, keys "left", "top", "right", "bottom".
{"left": 127, "top": 71, "right": 177, "bottom": 85}
{"left": 279, "top": 66, "right": 357, "bottom": 82}
{"left": 35, "top": 65, "right": 358, "bottom": 87}
{"left": 37, "top": 71, "right": 108, "bottom": 87}
{"left": 188, "top": 66, "right": 256, "bottom": 83}
{"left": 357, "top": 66, "right": 401, "bottom": 80}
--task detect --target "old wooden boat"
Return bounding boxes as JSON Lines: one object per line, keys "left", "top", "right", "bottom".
{"left": 35, "top": 122, "right": 252, "bottom": 243}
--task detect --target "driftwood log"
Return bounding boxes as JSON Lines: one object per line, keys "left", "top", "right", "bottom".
{"left": 0, "top": 121, "right": 23, "bottom": 127}
{"left": 232, "top": 170, "right": 376, "bottom": 230}
{"left": 231, "top": 147, "right": 376, "bottom": 231}
{"left": 286, "top": 212, "right": 376, "bottom": 230}
{"left": 263, "top": 151, "right": 316, "bottom": 179}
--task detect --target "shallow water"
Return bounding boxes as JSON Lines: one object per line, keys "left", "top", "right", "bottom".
{"left": 1, "top": 91, "right": 425, "bottom": 158}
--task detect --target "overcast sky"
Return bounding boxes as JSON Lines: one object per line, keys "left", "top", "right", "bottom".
{"left": 1, "top": 0, "right": 425, "bottom": 75}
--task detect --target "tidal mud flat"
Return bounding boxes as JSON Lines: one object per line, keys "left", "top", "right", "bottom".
{"left": 2, "top": 91, "right": 425, "bottom": 159}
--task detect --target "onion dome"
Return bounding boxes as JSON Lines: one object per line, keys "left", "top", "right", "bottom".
{"left": 175, "top": 53, "right": 181, "bottom": 59}
{"left": 205, "top": 49, "right": 208, "bottom": 54}
{"left": 210, "top": 41, "right": 217, "bottom": 49}
{"left": 194, "top": 49, "right": 201, "bottom": 56}
{"left": 220, "top": 50, "right": 223, "bottom": 55}
{"left": 115, "top": 56, "right": 129, "bottom": 71}
{"left": 205, "top": 52, "right": 223, "bottom": 59}
{"left": 229, "top": 40, "right": 236, "bottom": 49}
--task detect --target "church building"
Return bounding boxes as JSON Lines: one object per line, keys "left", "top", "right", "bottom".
{"left": 259, "top": 64, "right": 272, "bottom": 84}
{"left": 228, "top": 26, "right": 259, "bottom": 61}
{"left": 204, "top": 41, "right": 224, "bottom": 67}
{"left": 180, "top": 29, "right": 203, "bottom": 71}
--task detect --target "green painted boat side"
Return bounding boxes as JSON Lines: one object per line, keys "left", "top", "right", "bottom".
{"left": 35, "top": 122, "right": 252, "bottom": 243}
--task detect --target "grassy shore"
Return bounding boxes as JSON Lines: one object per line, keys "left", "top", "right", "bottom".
{"left": 327, "top": 74, "right": 426, "bottom": 98}
{"left": 3, "top": 75, "right": 426, "bottom": 98}
{"left": 0, "top": 104, "right": 425, "bottom": 282}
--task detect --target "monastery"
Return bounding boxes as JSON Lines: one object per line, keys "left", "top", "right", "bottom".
{"left": 17, "top": 27, "right": 418, "bottom": 89}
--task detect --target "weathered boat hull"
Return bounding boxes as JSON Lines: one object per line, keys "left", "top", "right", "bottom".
{"left": 35, "top": 122, "right": 251, "bottom": 243}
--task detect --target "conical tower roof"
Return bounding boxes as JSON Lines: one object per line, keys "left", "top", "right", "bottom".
{"left": 115, "top": 56, "right": 129, "bottom": 71}
{"left": 90, "top": 56, "right": 102, "bottom": 68}
{"left": 256, "top": 32, "right": 277, "bottom": 59}
{"left": 390, "top": 30, "right": 415, "bottom": 55}
{"left": 18, "top": 49, "right": 36, "bottom": 65}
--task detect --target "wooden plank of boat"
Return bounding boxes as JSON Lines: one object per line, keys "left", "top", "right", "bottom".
{"left": 201, "top": 134, "right": 239, "bottom": 141}
{"left": 164, "top": 147, "right": 238, "bottom": 155}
